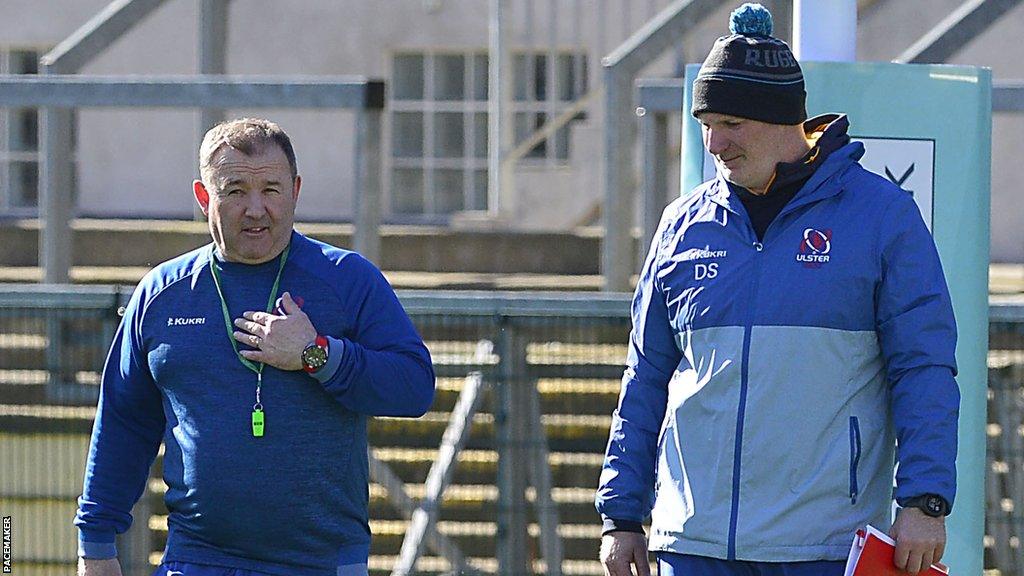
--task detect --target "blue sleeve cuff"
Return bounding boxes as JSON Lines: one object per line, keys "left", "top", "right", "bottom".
{"left": 309, "top": 336, "right": 346, "bottom": 384}
{"left": 890, "top": 365, "right": 959, "bottom": 507}
{"left": 601, "top": 518, "right": 645, "bottom": 536}
{"left": 78, "top": 528, "right": 117, "bottom": 559}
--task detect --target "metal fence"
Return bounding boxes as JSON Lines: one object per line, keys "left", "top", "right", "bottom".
{"left": 0, "top": 284, "right": 1022, "bottom": 575}
{"left": 986, "top": 303, "right": 1024, "bottom": 575}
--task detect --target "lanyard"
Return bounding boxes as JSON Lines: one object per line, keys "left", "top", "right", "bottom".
{"left": 208, "top": 243, "right": 290, "bottom": 437}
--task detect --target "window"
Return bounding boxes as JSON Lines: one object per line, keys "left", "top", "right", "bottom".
{"left": 389, "top": 50, "right": 588, "bottom": 217}
{"left": 0, "top": 49, "right": 42, "bottom": 213}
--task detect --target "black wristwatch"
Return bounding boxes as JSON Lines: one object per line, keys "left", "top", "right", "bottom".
{"left": 901, "top": 494, "right": 950, "bottom": 517}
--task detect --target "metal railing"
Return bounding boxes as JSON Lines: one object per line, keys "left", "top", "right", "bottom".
{"left": 985, "top": 299, "right": 1024, "bottom": 574}
{"left": 0, "top": 285, "right": 632, "bottom": 576}
{"left": 1, "top": 285, "right": 1023, "bottom": 575}
{"left": 0, "top": 74, "right": 386, "bottom": 283}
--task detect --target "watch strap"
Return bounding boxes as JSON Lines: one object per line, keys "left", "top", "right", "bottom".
{"left": 602, "top": 518, "right": 645, "bottom": 536}
{"left": 901, "top": 494, "right": 950, "bottom": 517}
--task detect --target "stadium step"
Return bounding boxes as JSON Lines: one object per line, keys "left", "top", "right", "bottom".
{"left": 143, "top": 514, "right": 603, "bottom": 562}
{"left": 370, "top": 411, "right": 612, "bottom": 454}
{"left": 0, "top": 219, "right": 618, "bottom": 276}
{"left": 0, "top": 307, "right": 626, "bottom": 575}
{"left": 0, "top": 266, "right": 606, "bottom": 291}
{"left": 0, "top": 497, "right": 79, "bottom": 563}
{"left": 140, "top": 447, "right": 604, "bottom": 513}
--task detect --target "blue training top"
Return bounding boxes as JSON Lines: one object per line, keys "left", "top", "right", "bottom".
{"left": 75, "top": 230, "right": 435, "bottom": 576}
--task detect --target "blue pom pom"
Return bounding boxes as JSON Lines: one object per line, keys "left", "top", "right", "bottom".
{"left": 729, "top": 3, "right": 773, "bottom": 36}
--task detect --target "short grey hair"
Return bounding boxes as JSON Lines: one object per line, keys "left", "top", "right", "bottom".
{"left": 198, "top": 118, "right": 298, "bottom": 184}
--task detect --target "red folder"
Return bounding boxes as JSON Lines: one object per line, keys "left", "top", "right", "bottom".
{"left": 844, "top": 525, "right": 950, "bottom": 576}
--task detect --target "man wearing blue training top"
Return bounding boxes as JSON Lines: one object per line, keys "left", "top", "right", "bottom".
{"left": 596, "top": 4, "right": 959, "bottom": 576}
{"left": 76, "top": 118, "right": 435, "bottom": 576}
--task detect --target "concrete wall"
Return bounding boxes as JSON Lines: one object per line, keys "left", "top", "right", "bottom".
{"left": 1, "top": 0, "right": 1022, "bottom": 258}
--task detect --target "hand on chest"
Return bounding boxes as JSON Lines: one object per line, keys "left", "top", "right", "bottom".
{"left": 147, "top": 276, "right": 345, "bottom": 385}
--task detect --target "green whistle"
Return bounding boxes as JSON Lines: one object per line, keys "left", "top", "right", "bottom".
{"left": 252, "top": 409, "right": 265, "bottom": 437}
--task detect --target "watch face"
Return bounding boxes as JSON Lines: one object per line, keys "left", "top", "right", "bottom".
{"left": 926, "top": 495, "right": 944, "bottom": 515}
{"left": 303, "top": 345, "right": 328, "bottom": 369}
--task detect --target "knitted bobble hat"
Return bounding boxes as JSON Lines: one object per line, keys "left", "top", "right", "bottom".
{"left": 691, "top": 3, "right": 807, "bottom": 124}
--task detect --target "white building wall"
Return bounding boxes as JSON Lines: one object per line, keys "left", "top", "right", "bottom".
{"left": 2, "top": 0, "right": 681, "bottom": 226}
{"left": 1, "top": 0, "right": 111, "bottom": 45}
{"left": 1, "top": 0, "right": 1022, "bottom": 258}
{"left": 76, "top": 0, "right": 199, "bottom": 219}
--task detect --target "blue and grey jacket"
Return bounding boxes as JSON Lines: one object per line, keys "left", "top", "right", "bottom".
{"left": 595, "top": 134, "right": 959, "bottom": 561}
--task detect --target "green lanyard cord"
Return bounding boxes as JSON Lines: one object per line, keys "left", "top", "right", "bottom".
{"left": 209, "top": 243, "right": 291, "bottom": 376}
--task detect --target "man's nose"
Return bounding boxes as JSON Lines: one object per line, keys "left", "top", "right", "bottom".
{"left": 243, "top": 192, "right": 267, "bottom": 217}
{"left": 705, "top": 129, "right": 729, "bottom": 155}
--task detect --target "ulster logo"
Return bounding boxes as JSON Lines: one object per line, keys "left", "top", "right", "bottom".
{"left": 796, "top": 228, "right": 832, "bottom": 268}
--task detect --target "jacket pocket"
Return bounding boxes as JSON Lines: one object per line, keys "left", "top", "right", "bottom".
{"left": 849, "top": 416, "right": 862, "bottom": 504}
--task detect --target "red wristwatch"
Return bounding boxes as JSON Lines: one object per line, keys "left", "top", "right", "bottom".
{"left": 301, "top": 335, "right": 329, "bottom": 373}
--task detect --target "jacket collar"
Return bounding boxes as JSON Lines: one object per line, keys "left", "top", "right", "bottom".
{"left": 706, "top": 114, "right": 863, "bottom": 216}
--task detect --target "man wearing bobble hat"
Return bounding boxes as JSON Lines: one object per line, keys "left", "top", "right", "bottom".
{"left": 596, "top": 4, "right": 958, "bottom": 575}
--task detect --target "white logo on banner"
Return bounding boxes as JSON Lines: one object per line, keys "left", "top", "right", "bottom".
{"left": 854, "top": 137, "right": 935, "bottom": 233}
{"left": 700, "top": 137, "right": 935, "bottom": 233}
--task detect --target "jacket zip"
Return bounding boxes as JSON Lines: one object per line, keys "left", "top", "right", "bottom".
{"left": 849, "top": 416, "right": 862, "bottom": 504}
{"left": 703, "top": 167, "right": 851, "bottom": 557}
{"left": 727, "top": 236, "right": 764, "bottom": 560}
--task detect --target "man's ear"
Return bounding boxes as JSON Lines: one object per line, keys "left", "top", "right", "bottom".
{"left": 292, "top": 175, "right": 302, "bottom": 203}
{"left": 193, "top": 180, "right": 211, "bottom": 216}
